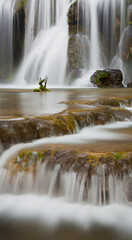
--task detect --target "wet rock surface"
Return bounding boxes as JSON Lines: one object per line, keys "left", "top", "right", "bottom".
{"left": 68, "top": 34, "right": 84, "bottom": 73}
{"left": 0, "top": 93, "right": 132, "bottom": 154}
{"left": 121, "top": 23, "right": 132, "bottom": 84}
{"left": 90, "top": 69, "right": 124, "bottom": 88}
{"left": 127, "top": 82, "right": 132, "bottom": 87}
{"left": 5, "top": 142, "right": 132, "bottom": 178}
{"left": 0, "top": 90, "right": 132, "bottom": 202}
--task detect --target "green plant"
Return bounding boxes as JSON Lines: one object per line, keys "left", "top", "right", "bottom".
{"left": 34, "top": 76, "right": 50, "bottom": 92}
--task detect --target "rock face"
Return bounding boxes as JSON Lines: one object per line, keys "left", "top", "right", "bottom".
{"left": 90, "top": 69, "right": 124, "bottom": 88}
{"left": 127, "top": 82, "right": 132, "bottom": 87}
{"left": 68, "top": 34, "right": 87, "bottom": 73}
{"left": 68, "top": 0, "right": 78, "bottom": 34}
{"left": 128, "top": 4, "right": 132, "bottom": 23}
{"left": 121, "top": 26, "right": 132, "bottom": 63}
{"left": 68, "top": 0, "right": 83, "bottom": 34}
{"left": 67, "top": 0, "right": 87, "bottom": 81}
{"left": 120, "top": 5, "right": 132, "bottom": 84}
{"left": 0, "top": 95, "right": 132, "bottom": 154}
{"left": 6, "top": 146, "right": 132, "bottom": 177}
{"left": 121, "top": 24, "right": 132, "bottom": 84}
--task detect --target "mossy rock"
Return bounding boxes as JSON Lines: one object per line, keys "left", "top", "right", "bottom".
{"left": 0, "top": 95, "right": 132, "bottom": 154}
{"left": 90, "top": 69, "right": 124, "bottom": 88}
{"left": 5, "top": 144, "right": 132, "bottom": 176}
{"left": 34, "top": 89, "right": 41, "bottom": 92}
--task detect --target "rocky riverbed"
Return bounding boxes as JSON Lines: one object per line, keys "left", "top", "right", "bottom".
{"left": 0, "top": 89, "right": 132, "bottom": 203}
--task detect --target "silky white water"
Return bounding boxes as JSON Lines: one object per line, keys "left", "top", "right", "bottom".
{"left": 73, "top": 0, "right": 129, "bottom": 87}
{"left": 0, "top": 121, "right": 132, "bottom": 199}
{"left": 0, "top": 120, "right": 132, "bottom": 239}
{"left": 14, "top": 0, "right": 71, "bottom": 86}
{"left": 0, "top": 0, "right": 14, "bottom": 80}
{"left": 0, "top": 91, "right": 132, "bottom": 238}
{"left": 0, "top": 0, "right": 130, "bottom": 87}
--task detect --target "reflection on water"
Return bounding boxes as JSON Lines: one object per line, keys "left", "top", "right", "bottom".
{"left": 0, "top": 88, "right": 132, "bottom": 118}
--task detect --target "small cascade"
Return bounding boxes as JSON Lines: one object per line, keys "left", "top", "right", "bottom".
{"left": 0, "top": 0, "right": 15, "bottom": 80}
{"left": 0, "top": 161, "right": 131, "bottom": 205}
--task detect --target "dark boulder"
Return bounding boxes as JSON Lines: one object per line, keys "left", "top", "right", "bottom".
{"left": 90, "top": 69, "right": 124, "bottom": 88}
{"left": 127, "top": 82, "right": 132, "bottom": 87}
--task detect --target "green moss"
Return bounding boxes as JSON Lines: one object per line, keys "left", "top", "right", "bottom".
{"left": 36, "top": 152, "right": 43, "bottom": 161}
{"left": 27, "top": 151, "right": 33, "bottom": 156}
{"left": 21, "top": 0, "right": 26, "bottom": 7}
{"left": 115, "top": 152, "right": 123, "bottom": 160}
{"left": 19, "top": 151, "right": 26, "bottom": 158}
{"left": 129, "top": 21, "right": 132, "bottom": 25}
{"left": 34, "top": 88, "right": 41, "bottom": 92}
{"left": 34, "top": 77, "right": 50, "bottom": 92}
{"left": 95, "top": 71, "right": 109, "bottom": 84}
{"left": 69, "top": 28, "right": 78, "bottom": 35}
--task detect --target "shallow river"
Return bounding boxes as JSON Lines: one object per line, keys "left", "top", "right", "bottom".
{"left": 0, "top": 89, "right": 132, "bottom": 240}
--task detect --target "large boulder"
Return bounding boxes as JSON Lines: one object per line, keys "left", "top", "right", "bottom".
{"left": 90, "top": 69, "right": 124, "bottom": 88}
{"left": 127, "top": 82, "right": 132, "bottom": 87}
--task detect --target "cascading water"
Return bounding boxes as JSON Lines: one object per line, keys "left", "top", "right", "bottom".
{"left": 0, "top": 1, "right": 132, "bottom": 239}
{"left": 0, "top": 118, "right": 132, "bottom": 239}
{"left": 14, "top": 0, "right": 71, "bottom": 86}
{"left": 0, "top": 0, "right": 131, "bottom": 87}
{"left": 71, "top": 0, "right": 130, "bottom": 87}
{"left": 0, "top": 0, "right": 15, "bottom": 80}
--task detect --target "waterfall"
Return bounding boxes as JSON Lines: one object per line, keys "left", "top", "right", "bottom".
{"left": 72, "top": 0, "right": 129, "bottom": 87}
{"left": 0, "top": 120, "right": 131, "bottom": 204}
{"left": 0, "top": 0, "right": 131, "bottom": 86}
{"left": 0, "top": 0, "right": 14, "bottom": 80}
{"left": 0, "top": 160, "right": 131, "bottom": 205}
{"left": 14, "top": 0, "right": 70, "bottom": 86}
{"left": 89, "top": 0, "right": 102, "bottom": 69}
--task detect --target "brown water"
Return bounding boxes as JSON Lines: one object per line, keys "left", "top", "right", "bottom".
{"left": 0, "top": 88, "right": 132, "bottom": 118}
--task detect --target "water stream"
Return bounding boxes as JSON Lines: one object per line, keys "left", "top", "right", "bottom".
{"left": 0, "top": 115, "right": 132, "bottom": 239}
{"left": 0, "top": 0, "right": 14, "bottom": 79}
{"left": 14, "top": 0, "right": 70, "bottom": 86}
{"left": 0, "top": 0, "right": 132, "bottom": 239}
{"left": 0, "top": 91, "right": 132, "bottom": 238}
